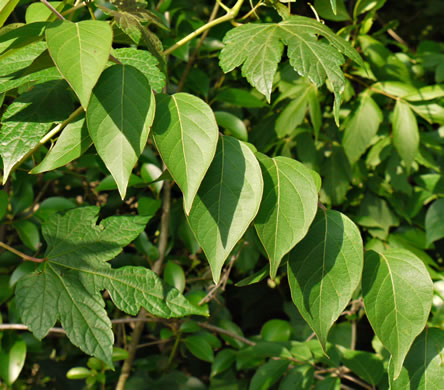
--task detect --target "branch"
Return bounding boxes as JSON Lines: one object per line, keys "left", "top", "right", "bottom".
{"left": 0, "top": 241, "right": 45, "bottom": 263}
{"left": 163, "top": 0, "right": 245, "bottom": 56}
{"left": 0, "top": 324, "right": 65, "bottom": 334}
{"left": 197, "top": 322, "right": 256, "bottom": 346}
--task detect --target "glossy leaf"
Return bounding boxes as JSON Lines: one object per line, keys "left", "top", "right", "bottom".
{"left": 187, "top": 136, "right": 263, "bottom": 283}
{"left": 0, "top": 40, "right": 46, "bottom": 77}
{"left": 163, "top": 261, "right": 186, "bottom": 293}
{"left": 389, "top": 327, "right": 444, "bottom": 389}
{"left": 0, "top": 80, "right": 74, "bottom": 183}
{"left": 0, "top": 339, "right": 26, "bottom": 385}
{"left": 215, "top": 111, "right": 248, "bottom": 141}
{"left": 362, "top": 249, "right": 433, "bottom": 379}
{"left": 287, "top": 209, "right": 363, "bottom": 350}
{"left": 280, "top": 365, "right": 314, "bottom": 390}
{"left": 343, "top": 93, "right": 382, "bottom": 164}
{"left": 392, "top": 100, "right": 419, "bottom": 170}
{"left": 46, "top": 20, "right": 113, "bottom": 107}
{"left": 153, "top": 93, "right": 218, "bottom": 214}
{"left": 220, "top": 15, "right": 362, "bottom": 119}
{"left": 260, "top": 319, "right": 291, "bottom": 342}
{"left": 0, "top": 0, "right": 19, "bottom": 28}
{"left": 211, "top": 349, "right": 236, "bottom": 377}
{"left": 249, "top": 359, "right": 289, "bottom": 390}
{"left": 13, "top": 220, "right": 40, "bottom": 251}
{"left": 342, "top": 349, "right": 384, "bottom": 386}
{"left": 32, "top": 116, "right": 91, "bottom": 173}
{"left": 184, "top": 335, "right": 214, "bottom": 363}
{"left": 87, "top": 64, "right": 155, "bottom": 199}
{"left": 16, "top": 207, "right": 205, "bottom": 365}
{"left": 254, "top": 154, "right": 318, "bottom": 279}
{"left": 425, "top": 198, "right": 444, "bottom": 246}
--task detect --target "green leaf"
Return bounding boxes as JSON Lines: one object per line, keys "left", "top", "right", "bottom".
{"left": 163, "top": 260, "right": 186, "bottom": 293}
{"left": 25, "top": 2, "right": 63, "bottom": 24}
{"left": 31, "top": 116, "right": 91, "bottom": 174}
{"left": 260, "top": 319, "right": 291, "bottom": 342}
{"left": 187, "top": 136, "right": 263, "bottom": 283}
{"left": 392, "top": 99, "right": 419, "bottom": 170}
{"left": 46, "top": 20, "right": 113, "bottom": 107}
{"left": 153, "top": 93, "right": 218, "bottom": 215}
{"left": 307, "top": 87, "right": 322, "bottom": 138}
{"left": 249, "top": 359, "right": 289, "bottom": 390}
{"left": 211, "top": 349, "right": 236, "bottom": 377}
{"left": 0, "top": 80, "right": 74, "bottom": 183}
{"left": 66, "top": 367, "right": 91, "bottom": 380}
{"left": 362, "top": 249, "right": 433, "bottom": 379}
{"left": 215, "top": 111, "right": 248, "bottom": 141}
{"left": 0, "top": 339, "right": 26, "bottom": 385}
{"left": 215, "top": 88, "right": 265, "bottom": 108}
{"left": 280, "top": 365, "right": 314, "bottom": 390}
{"left": 404, "top": 84, "right": 444, "bottom": 101}
{"left": 184, "top": 335, "right": 214, "bottom": 363}
{"left": 287, "top": 209, "right": 363, "bottom": 350}
{"left": 410, "top": 101, "right": 444, "bottom": 124}
{"left": 0, "top": 22, "right": 47, "bottom": 55}
{"left": 0, "top": 66, "right": 62, "bottom": 94}
{"left": 254, "top": 154, "right": 318, "bottom": 279}
{"left": 425, "top": 198, "right": 444, "bottom": 246}
{"left": 342, "top": 349, "right": 384, "bottom": 386}
{"left": 0, "top": 0, "right": 20, "bottom": 28}
{"left": 112, "top": 47, "right": 166, "bottom": 92}
{"left": 275, "top": 89, "right": 309, "bottom": 138}
{"left": 389, "top": 327, "right": 444, "bottom": 389}
{"left": 0, "top": 190, "right": 8, "bottom": 220}
{"left": 0, "top": 41, "right": 47, "bottom": 77}
{"left": 13, "top": 220, "right": 40, "bottom": 251}
{"left": 314, "top": 0, "right": 350, "bottom": 21}
{"left": 219, "top": 15, "right": 362, "bottom": 117}
{"left": 87, "top": 64, "right": 155, "bottom": 199}
{"left": 16, "top": 207, "right": 205, "bottom": 365}
{"left": 343, "top": 93, "right": 382, "bottom": 164}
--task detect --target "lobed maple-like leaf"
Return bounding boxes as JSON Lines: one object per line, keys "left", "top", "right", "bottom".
{"left": 16, "top": 207, "right": 206, "bottom": 365}
{"left": 219, "top": 15, "right": 362, "bottom": 123}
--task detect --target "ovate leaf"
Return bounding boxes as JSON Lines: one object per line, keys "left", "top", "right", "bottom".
{"left": 187, "top": 136, "right": 263, "bottom": 283}
{"left": 153, "top": 93, "right": 218, "bottom": 215}
{"left": 343, "top": 93, "right": 382, "bottom": 164}
{"left": 220, "top": 16, "right": 362, "bottom": 122}
{"left": 362, "top": 249, "right": 433, "bottom": 379}
{"left": 0, "top": 80, "right": 74, "bottom": 183}
{"left": 16, "top": 207, "right": 205, "bottom": 365}
{"left": 389, "top": 327, "right": 444, "bottom": 389}
{"left": 0, "top": 41, "right": 47, "bottom": 77}
{"left": 0, "top": 339, "right": 26, "bottom": 385}
{"left": 87, "top": 64, "right": 155, "bottom": 199}
{"left": 287, "top": 209, "right": 363, "bottom": 350}
{"left": 392, "top": 100, "right": 419, "bottom": 170}
{"left": 254, "top": 154, "right": 318, "bottom": 279}
{"left": 249, "top": 359, "right": 289, "bottom": 390}
{"left": 46, "top": 20, "right": 113, "bottom": 107}
{"left": 32, "top": 116, "right": 91, "bottom": 173}
{"left": 425, "top": 198, "right": 444, "bottom": 246}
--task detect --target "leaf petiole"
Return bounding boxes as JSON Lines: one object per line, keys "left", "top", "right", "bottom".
{"left": 0, "top": 241, "right": 45, "bottom": 263}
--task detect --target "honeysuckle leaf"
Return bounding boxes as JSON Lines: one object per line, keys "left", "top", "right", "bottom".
{"left": 16, "top": 207, "right": 206, "bottom": 365}
{"left": 287, "top": 209, "right": 363, "bottom": 351}
{"left": 46, "top": 20, "right": 113, "bottom": 108}
{"left": 187, "top": 136, "right": 264, "bottom": 284}
{"left": 0, "top": 80, "right": 74, "bottom": 183}
{"left": 362, "top": 249, "right": 433, "bottom": 379}
{"left": 254, "top": 154, "right": 318, "bottom": 279}
{"left": 219, "top": 15, "right": 362, "bottom": 123}
{"left": 153, "top": 93, "right": 219, "bottom": 215}
{"left": 87, "top": 64, "right": 155, "bottom": 199}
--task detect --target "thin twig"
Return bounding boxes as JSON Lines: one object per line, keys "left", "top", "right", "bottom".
{"left": 342, "top": 374, "right": 373, "bottom": 390}
{"left": 0, "top": 241, "right": 45, "bottom": 263}
{"left": 61, "top": 2, "right": 87, "bottom": 16}
{"left": 197, "top": 322, "right": 255, "bottom": 346}
{"left": 136, "top": 339, "right": 171, "bottom": 349}
{"left": 41, "top": 0, "right": 64, "bottom": 20}
{"left": 0, "top": 324, "right": 65, "bottom": 334}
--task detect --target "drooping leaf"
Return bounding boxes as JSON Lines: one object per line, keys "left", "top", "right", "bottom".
{"left": 0, "top": 80, "right": 74, "bottom": 183}
{"left": 254, "top": 154, "right": 318, "bottom": 279}
{"left": 249, "top": 359, "right": 289, "bottom": 390}
{"left": 184, "top": 335, "right": 214, "bottom": 363}
{"left": 392, "top": 99, "right": 419, "bottom": 170}
{"left": 16, "top": 207, "right": 206, "bottom": 365}
{"left": 87, "top": 64, "right": 155, "bottom": 199}
{"left": 219, "top": 15, "right": 362, "bottom": 122}
{"left": 425, "top": 198, "right": 444, "bottom": 246}
{"left": 112, "top": 47, "right": 165, "bottom": 92}
{"left": 287, "top": 209, "right": 363, "bottom": 350}
{"left": 46, "top": 20, "right": 113, "bottom": 107}
{"left": 32, "top": 116, "right": 91, "bottom": 173}
{"left": 153, "top": 93, "right": 219, "bottom": 214}
{"left": 389, "top": 327, "right": 444, "bottom": 389}
{"left": 187, "top": 136, "right": 263, "bottom": 283}
{"left": 362, "top": 249, "right": 433, "bottom": 379}
{"left": 343, "top": 93, "right": 382, "bottom": 164}
{"left": 0, "top": 22, "right": 47, "bottom": 55}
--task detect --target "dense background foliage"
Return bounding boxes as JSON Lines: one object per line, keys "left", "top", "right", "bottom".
{"left": 0, "top": 0, "right": 443, "bottom": 389}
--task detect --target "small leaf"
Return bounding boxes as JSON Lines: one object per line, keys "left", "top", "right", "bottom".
{"left": 362, "top": 249, "right": 433, "bottom": 379}
{"left": 153, "top": 93, "right": 218, "bottom": 215}
{"left": 343, "top": 93, "right": 382, "bottom": 164}
{"left": 280, "top": 365, "right": 314, "bottom": 390}
{"left": 0, "top": 0, "right": 20, "bottom": 28}
{"left": 260, "top": 319, "right": 291, "bottom": 342}
{"left": 425, "top": 198, "right": 444, "bottom": 246}
{"left": 0, "top": 339, "right": 26, "bottom": 385}
{"left": 184, "top": 335, "right": 214, "bottom": 363}
{"left": 211, "top": 349, "right": 236, "bottom": 377}
{"left": 87, "top": 64, "right": 155, "bottom": 199}
{"left": 254, "top": 154, "right": 318, "bottom": 279}
{"left": 46, "top": 20, "right": 113, "bottom": 107}
{"left": 215, "top": 111, "right": 248, "bottom": 141}
{"left": 404, "top": 84, "right": 444, "bottom": 101}
{"left": 163, "top": 260, "right": 186, "bottom": 293}
{"left": 66, "top": 367, "right": 91, "bottom": 380}
{"left": 275, "top": 90, "right": 309, "bottom": 138}
{"left": 287, "top": 209, "right": 363, "bottom": 350}
{"left": 392, "top": 100, "right": 419, "bottom": 170}
{"left": 32, "top": 116, "right": 91, "bottom": 173}
{"left": 0, "top": 41, "right": 47, "bottom": 77}
{"left": 249, "top": 359, "right": 289, "bottom": 390}
{"left": 342, "top": 349, "right": 384, "bottom": 386}
{"left": 13, "top": 220, "right": 40, "bottom": 251}
{"left": 187, "top": 136, "right": 263, "bottom": 283}
{"left": 389, "top": 327, "right": 444, "bottom": 389}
